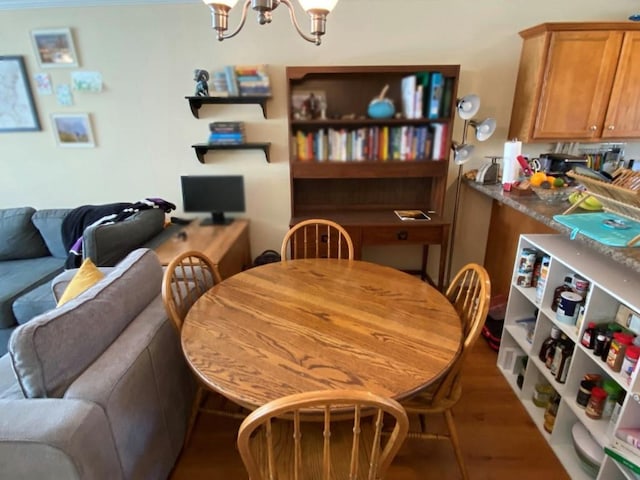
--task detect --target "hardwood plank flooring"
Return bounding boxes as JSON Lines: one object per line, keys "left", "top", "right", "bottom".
{"left": 170, "top": 340, "right": 569, "bottom": 479}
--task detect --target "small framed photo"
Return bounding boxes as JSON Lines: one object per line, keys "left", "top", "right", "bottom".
{"left": 31, "top": 28, "right": 79, "bottom": 68}
{"left": 51, "top": 113, "right": 95, "bottom": 148}
{"left": 0, "top": 55, "right": 41, "bottom": 132}
{"left": 291, "top": 90, "right": 327, "bottom": 120}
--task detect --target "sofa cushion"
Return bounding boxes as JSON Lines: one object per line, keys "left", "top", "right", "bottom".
{"left": 57, "top": 258, "right": 104, "bottom": 307}
{"left": 31, "top": 209, "right": 70, "bottom": 259}
{"left": 0, "top": 257, "right": 65, "bottom": 329}
{"left": 0, "top": 208, "right": 50, "bottom": 261}
{"left": 8, "top": 248, "right": 163, "bottom": 398}
{"left": 12, "top": 282, "right": 56, "bottom": 326}
{"left": 0, "top": 354, "right": 23, "bottom": 399}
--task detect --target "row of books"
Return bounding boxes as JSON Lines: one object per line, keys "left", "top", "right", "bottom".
{"left": 401, "top": 72, "right": 454, "bottom": 120}
{"left": 208, "top": 121, "right": 245, "bottom": 144}
{"left": 293, "top": 124, "right": 449, "bottom": 162}
{"left": 210, "top": 65, "right": 271, "bottom": 97}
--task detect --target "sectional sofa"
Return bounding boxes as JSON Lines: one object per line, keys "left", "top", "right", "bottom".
{"left": 0, "top": 207, "right": 179, "bottom": 355}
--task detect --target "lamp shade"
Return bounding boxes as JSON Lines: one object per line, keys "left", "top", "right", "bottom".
{"left": 298, "top": 0, "right": 339, "bottom": 12}
{"left": 451, "top": 143, "right": 475, "bottom": 165}
{"left": 203, "top": 0, "right": 239, "bottom": 7}
{"left": 456, "top": 94, "right": 480, "bottom": 120}
{"left": 471, "top": 118, "right": 497, "bottom": 141}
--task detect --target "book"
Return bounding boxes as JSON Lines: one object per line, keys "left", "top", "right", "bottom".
{"left": 428, "top": 72, "right": 444, "bottom": 119}
{"left": 394, "top": 210, "right": 431, "bottom": 221}
{"left": 605, "top": 445, "right": 640, "bottom": 475}
{"left": 224, "top": 65, "right": 239, "bottom": 96}
{"left": 401, "top": 75, "right": 417, "bottom": 119}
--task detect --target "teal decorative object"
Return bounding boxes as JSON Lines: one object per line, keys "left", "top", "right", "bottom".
{"left": 367, "top": 84, "right": 395, "bottom": 119}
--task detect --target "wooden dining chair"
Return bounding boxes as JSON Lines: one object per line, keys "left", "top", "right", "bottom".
{"left": 401, "top": 263, "right": 491, "bottom": 480}
{"left": 280, "top": 218, "right": 355, "bottom": 260}
{"left": 237, "top": 389, "right": 409, "bottom": 480}
{"left": 161, "top": 250, "right": 245, "bottom": 445}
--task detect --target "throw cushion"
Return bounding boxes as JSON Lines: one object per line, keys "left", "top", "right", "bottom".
{"left": 0, "top": 207, "right": 49, "bottom": 261}
{"left": 56, "top": 258, "right": 104, "bottom": 307}
{"left": 8, "top": 248, "right": 163, "bottom": 398}
{"left": 31, "top": 209, "right": 70, "bottom": 259}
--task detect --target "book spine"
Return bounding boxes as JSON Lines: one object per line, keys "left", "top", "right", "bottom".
{"left": 428, "top": 72, "right": 444, "bottom": 119}
{"left": 224, "top": 65, "right": 239, "bottom": 96}
{"left": 605, "top": 446, "right": 640, "bottom": 475}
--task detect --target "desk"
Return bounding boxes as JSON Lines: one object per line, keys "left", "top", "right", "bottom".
{"left": 154, "top": 219, "right": 251, "bottom": 280}
{"left": 290, "top": 212, "right": 449, "bottom": 290}
{"left": 182, "top": 258, "right": 462, "bottom": 410}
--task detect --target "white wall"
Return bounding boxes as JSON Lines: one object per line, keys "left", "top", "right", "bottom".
{"left": 1, "top": 0, "right": 639, "bottom": 276}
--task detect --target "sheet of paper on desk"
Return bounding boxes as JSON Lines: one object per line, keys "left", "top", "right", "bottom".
{"left": 394, "top": 210, "right": 431, "bottom": 221}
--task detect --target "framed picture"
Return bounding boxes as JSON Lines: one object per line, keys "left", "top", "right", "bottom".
{"left": 291, "top": 90, "right": 327, "bottom": 120}
{"left": 0, "top": 55, "right": 41, "bottom": 132}
{"left": 31, "top": 28, "right": 78, "bottom": 68}
{"left": 51, "top": 113, "right": 95, "bottom": 148}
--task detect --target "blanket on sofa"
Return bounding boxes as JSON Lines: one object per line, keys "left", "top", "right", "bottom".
{"left": 62, "top": 198, "right": 175, "bottom": 268}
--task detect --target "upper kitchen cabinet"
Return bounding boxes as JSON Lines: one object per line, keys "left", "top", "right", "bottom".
{"left": 508, "top": 23, "right": 640, "bottom": 142}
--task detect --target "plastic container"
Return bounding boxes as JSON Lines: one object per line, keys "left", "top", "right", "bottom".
{"left": 533, "top": 382, "right": 554, "bottom": 408}
{"left": 606, "top": 332, "right": 635, "bottom": 372}
{"left": 571, "top": 422, "right": 604, "bottom": 478}
{"left": 585, "top": 386, "right": 607, "bottom": 419}
{"left": 622, "top": 345, "right": 640, "bottom": 383}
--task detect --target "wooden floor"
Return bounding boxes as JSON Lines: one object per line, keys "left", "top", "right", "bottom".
{"left": 170, "top": 340, "right": 569, "bottom": 480}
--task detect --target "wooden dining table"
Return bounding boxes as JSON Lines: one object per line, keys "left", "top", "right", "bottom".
{"left": 181, "top": 258, "right": 462, "bottom": 410}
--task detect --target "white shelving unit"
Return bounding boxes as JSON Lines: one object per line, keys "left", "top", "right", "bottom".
{"left": 498, "top": 234, "right": 640, "bottom": 479}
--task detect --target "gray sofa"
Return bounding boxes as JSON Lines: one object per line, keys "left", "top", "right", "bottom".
{"left": 0, "top": 248, "right": 195, "bottom": 479}
{"left": 0, "top": 207, "right": 179, "bottom": 355}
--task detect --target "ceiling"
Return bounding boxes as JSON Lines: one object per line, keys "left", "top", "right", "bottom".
{"left": 0, "top": 0, "right": 198, "bottom": 10}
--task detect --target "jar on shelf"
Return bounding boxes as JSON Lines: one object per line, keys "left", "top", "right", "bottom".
{"left": 621, "top": 345, "right": 640, "bottom": 383}
{"left": 585, "top": 386, "right": 607, "bottom": 420}
{"left": 606, "top": 332, "right": 635, "bottom": 372}
{"left": 576, "top": 379, "right": 595, "bottom": 408}
{"left": 533, "top": 382, "right": 555, "bottom": 408}
{"left": 543, "top": 393, "right": 560, "bottom": 433}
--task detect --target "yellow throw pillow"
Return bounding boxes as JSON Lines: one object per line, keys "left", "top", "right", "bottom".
{"left": 57, "top": 258, "right": 105, "bottom": 307}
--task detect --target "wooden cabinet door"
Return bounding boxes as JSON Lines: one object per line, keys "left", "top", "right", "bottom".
{"left": 602, "top": 31, "right": 640, "bottom": 139}
{"left": 533, "top": 31, "right": 622, "bottom": 140}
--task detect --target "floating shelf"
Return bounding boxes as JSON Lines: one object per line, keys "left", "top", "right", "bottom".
{"left": 185, "top": 96, "right": 270, "bottom": 119}
{"left": 191, "top": 143, "right": 271, "bottom": 164}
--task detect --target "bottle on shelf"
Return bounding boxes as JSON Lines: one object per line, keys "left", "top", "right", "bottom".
{"left": 599, "top": 323, "right": 623, "bottom": 362}
{"left": 551, "top": 276, "right": 574, "bottom": 312}
{"left": 581, "top": 322, "right": 598, "bottom": 349}
{"left": 539, "top": 326, "right": 561, "bottom": 363}
{"left": 549, "top": 333, "right": 569, "bottom": 377}
{"left": 543, "top": 393, "right": 561, "bottom": 433}
{"left": 555, "top": 342, "right": 574, "bottom": 384}
{"left": 576, "top": 379, "right": 595, "bottom": 408}
{"left": 622, "top": 345, "right": 640, "bottom": 383}
{"left": 585, "top": 386, "right": 607, "bottom": 420}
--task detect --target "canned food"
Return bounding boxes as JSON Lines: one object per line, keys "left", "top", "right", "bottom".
{"left": 572, "top": 274, "right": 590, "bottom": 297}
{"left": 518, "top": 248, "right": 537, "bottom": 273}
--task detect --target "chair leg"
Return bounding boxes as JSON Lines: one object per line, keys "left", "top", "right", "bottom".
{"left": 444, "top": 409, "right": 469, "bottom": 480}
{"left": 185, "top": 386, "right": 205, "bottom": 446}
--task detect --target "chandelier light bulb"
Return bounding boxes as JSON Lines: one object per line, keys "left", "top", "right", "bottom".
{"left": 298, "top": 0, "right": 339, "bottom": 12}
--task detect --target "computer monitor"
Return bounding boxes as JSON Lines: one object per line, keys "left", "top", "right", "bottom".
{"left": 180, "top": 175, "right": 245, "bottom": 225}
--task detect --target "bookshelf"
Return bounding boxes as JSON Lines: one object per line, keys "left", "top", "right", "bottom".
{"left": 285, "top": 65, "right": 460, "bottom": 289}
{"left": 185, "top": 96, "right": 270, "bottom": 119}
{"left": 191, "top": 142, "right": 271, "bottom": 164}
{"left": 498, "top": 234, "right": 640, "bottom": 479}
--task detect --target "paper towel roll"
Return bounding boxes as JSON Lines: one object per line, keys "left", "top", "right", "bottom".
{"left": 502, "top": 140, "right": 522, "bottom": 184}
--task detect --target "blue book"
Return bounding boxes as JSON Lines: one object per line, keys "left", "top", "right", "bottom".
{"left": 224, "top": 65, "right": 239, "bottom": 96}
{"left": 428, "top": 72, "right": 444, "bottom": 119}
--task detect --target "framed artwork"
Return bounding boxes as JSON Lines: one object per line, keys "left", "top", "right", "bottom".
{"left": 0, "top": 55, "right": 41, "bottom": 132}
{"left": 31, "top": 28, "right": 78, "bottom": 68}
{"left": 51, "top": 113, "right": 95, "bottom": 148}
{"left": 291, "top": 90, "right": 327, "bottom": 120}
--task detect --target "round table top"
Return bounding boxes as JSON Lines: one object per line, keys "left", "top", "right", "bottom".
{"left": 181, "top": 258, "right": 462, "bottom": 410}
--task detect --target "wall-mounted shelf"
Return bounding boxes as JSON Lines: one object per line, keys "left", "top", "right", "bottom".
{"left": 185, "top": 96, "right": 271, "bottom": 119}
{"left": 191, "top": 142, "right": 271, "bottom": 164}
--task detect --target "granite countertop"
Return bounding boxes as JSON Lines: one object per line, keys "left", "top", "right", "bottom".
{"left": 466, "top": 181, "right": 640, "bottom": 273}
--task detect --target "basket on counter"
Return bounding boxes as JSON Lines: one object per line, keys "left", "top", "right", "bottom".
{"left": 531, "top": 186, "right": 572, "bottom": 203}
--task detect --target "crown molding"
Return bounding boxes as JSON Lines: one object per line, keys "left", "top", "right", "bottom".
{"left": 0, "top": 0, "right": 198, "bottom": 10}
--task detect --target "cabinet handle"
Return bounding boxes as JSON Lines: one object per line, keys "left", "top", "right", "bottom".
{"left": 397, "top": 231, "right": 408, "bottom": 241}
{"left": 607, "top": 125, "right": 615, "bottom": 131}
{"left": 589, "top": 125, "right": 597, "bottom": 131}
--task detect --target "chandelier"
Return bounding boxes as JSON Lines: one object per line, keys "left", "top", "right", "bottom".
{"left": 202, "top": 0, "right": 339, "bottom": 46}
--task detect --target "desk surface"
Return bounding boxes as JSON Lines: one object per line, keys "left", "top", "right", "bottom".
{"left": 182, "top": 258, "right": 462, "bottom": 410}
{"left": 154, "top": 219, "right": 249, "bottom": 266}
